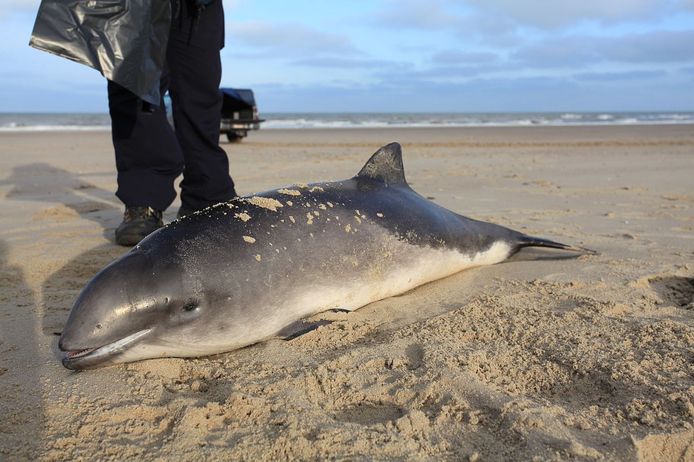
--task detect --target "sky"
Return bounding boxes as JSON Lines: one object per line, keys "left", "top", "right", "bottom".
{"left": 0, "top": 0, "right": 693, "bottom": 113}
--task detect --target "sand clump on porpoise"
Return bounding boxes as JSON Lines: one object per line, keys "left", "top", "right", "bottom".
{"left": 278, "top": 188, "right": 301, "bottom": 196}
{"left": 245, "top": 196, "right": 283, "bottom": 212}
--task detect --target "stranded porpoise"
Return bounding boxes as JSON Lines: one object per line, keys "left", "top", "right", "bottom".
{"left": 59, "top": 143, "right": 591, "bottom": 369}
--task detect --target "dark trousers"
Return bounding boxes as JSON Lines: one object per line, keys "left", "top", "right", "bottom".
{"left": 108, "top": 0, "right": 236, "bottom": 211}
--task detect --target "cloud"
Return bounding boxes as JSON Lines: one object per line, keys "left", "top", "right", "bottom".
{"left": 573, "top": 70, "right": 667, "bottom": 81}
{"left": 430, "top": 50, "right": 500, "bottom": 65}
{"left": 373, "top": 63, "right": 507, "bottom": 84}
{"left": 291, "top": 56, "right": 406, "bottom": 70}
{"left": 465, "top": 0, "right": 669, "bottom": 28}
{"left": 371, "top": 0, "right": 521, "bottom": 46}
{"left": 372, "top": 0, "right": 512, "bottom": 33}
{"left": 601, "top": 29, "right": 694, "bottom": 63}
{"left": 372, "top": 0, "right": 462, "bottom": 30}
{"left": 513, "top": 38, "right": 599, "bottom": 68}
{"left": 0, "top": 0, "right": 39, "bottom": 18}
{"left": 514, "top": 29, "right": 694, "bottom": 68}
{"left": 227, "top": 21, "right": 359, "bottom": 58}
{"left": 3, "top": 0, "right": 39, "bottom": 9}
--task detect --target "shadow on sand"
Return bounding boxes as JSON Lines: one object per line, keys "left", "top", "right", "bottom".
{"left": 0, "top": 239, "right": 44, "bottom": 459}
{"left": 1, "top": 162, "right": 121, "bottom": 240}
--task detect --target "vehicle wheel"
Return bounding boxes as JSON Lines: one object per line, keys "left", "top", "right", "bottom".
{"left": 226, "top": 131, "right": 245, "bottom": 143}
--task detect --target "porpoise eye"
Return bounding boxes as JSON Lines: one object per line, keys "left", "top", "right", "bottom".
{"left": 96, "top": 323, "right": 103, "bottom": 330}
{"left": 182, "top": 301, "right": 199, "bottom": 312}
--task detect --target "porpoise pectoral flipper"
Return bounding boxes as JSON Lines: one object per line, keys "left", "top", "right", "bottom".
{"left": 59, "top": 142, "right": 592, "bottom": 369}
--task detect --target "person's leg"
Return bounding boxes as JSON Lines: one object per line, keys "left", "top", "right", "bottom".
{"left": 167, "top": 0, "right": 236, "bottom": 213}
{"left": 108, "top": 75, "right": 182, "bottom": 245}
{"left": 108, "top": 79, "right": 183, "bottom": 211}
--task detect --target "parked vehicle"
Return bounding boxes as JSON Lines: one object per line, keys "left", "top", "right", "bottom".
{"left": 219, "top": 88, "right": 264, "bottom": 142}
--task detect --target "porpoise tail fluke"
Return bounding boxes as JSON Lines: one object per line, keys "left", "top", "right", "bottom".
{"left": 516, "top": 235, "right": 597, "bottom": 255}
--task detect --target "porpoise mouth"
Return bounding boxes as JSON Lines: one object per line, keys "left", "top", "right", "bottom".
{"left": 61, "top": 329, "right": 152, "bottom": 370}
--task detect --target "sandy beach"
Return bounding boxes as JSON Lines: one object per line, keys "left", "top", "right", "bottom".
{"left": 0, "top": 125, "right": 692, "bottom": 460}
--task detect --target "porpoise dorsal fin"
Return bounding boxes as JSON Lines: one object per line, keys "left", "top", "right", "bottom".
{"left": 356, "top": 142, "right": 407, "bottom": 186}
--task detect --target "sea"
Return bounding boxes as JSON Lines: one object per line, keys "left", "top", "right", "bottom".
{"left": 1, "top": 112, "right": 693, "bottom": 131}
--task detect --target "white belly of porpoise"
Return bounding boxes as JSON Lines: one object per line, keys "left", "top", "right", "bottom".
{"left": 251, "top": 238, "right": 513, "bottom": 343}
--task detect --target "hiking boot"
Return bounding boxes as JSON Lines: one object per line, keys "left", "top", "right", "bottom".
{"left": 115, "top": 206, "right": 163, "bottom": 246}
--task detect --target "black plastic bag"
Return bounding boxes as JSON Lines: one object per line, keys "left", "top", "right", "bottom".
{"left": 29, "top": 0, "right": 171, "bottom": 105}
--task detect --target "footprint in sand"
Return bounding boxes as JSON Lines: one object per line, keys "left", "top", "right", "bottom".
{"left": 405, "top": 343, "right": 425, "bottom": 370}
{"left": 648, "top": 276, "right": 694, "bottom": 308}
{"left": 333, "top": 402, "right": 404, "bottom": 426}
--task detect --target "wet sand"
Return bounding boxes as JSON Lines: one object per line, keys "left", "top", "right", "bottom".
{"left": 0, "top": 125, "right": 693, "bottom": 460}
